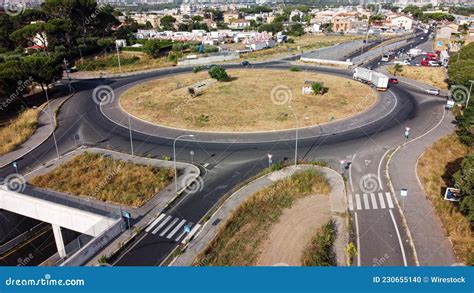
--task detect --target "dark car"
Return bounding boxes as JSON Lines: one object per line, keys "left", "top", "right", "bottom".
{"left": 241, "top": 60, "right": 251, "bottom": 67}
{"left": 388, "top": 78, "right": 399, "bottom": 84}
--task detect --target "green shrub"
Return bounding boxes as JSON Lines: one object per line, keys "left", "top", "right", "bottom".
{"left": 289, "top": 65, "right": 301, "bottom": 72}
{"left": 302, "top": 220, "right": 337, "bottom": 266}
{"left": 208, "top": 65, "right": 229, "bottom": 81}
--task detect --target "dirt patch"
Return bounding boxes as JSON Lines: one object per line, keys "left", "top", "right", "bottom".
{"left": 121, "top": 69, "right": 376, "bottom": 132}
{"left": 256, "top": 194, "right": 330, "bottom": 266}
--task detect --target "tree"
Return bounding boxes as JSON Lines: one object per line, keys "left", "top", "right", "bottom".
{"left": 311, "top": 83, "right": 322, "bottom": 95}
{"left": 393, "top": 64, "right": 403, "bottom": 76}
{"left": 454, "top": 154, "right": 474, "bottom": 222}
{"left": 160, "top": 15, "right": 176, "bottom": 30}
{"left": 287, "top": 23, "right": 305, "bottom": 37}
{"left": 22, "top": 55, "right": 63, "bottom": 94}
{"left": 291, "top": 14, "right": 301, "bottom": 22}
{"left": 208, "top": 65, "right": 228, "bottom": 81}
{"left": 192, "top": 15, "right": 203, "bottom": 22}
{"left": 143, "top": 40, "right": 164, "bottom": 58}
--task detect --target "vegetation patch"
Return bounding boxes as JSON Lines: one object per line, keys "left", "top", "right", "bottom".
{"left": 29, "top": 152, "right": 174, "bottom": 207}
{"left": 301, "top": 220, "right": 337, "bottom": 266}
{"left": 0, "top": 108, "right": 39, "bottom": 156}
{"left": 388, "top": 65, "right": 448, "bottom": 89}
{"left": 195, "top": 169, "right": 330, "bottom": 266}
{"left": 417, "top": 134, "right": 472, "bottom": 264}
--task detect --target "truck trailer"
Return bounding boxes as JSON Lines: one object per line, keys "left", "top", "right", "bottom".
{"left": 353, "top": 67, "right": 373, "bottom": 84}
{"left": 371, "top": 72, "right": 389, "bottom": 91}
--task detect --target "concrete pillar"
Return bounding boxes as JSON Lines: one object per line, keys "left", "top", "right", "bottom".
{"left": 52, "top": 224, "right": 66, "bottom": 258}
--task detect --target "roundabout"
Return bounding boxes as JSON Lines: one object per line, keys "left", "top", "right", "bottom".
{"left": 101, "top": 64, "right": 401, "bottom": 143}
{"left": 119, "top": 69, "right": 377, "bottom": 132}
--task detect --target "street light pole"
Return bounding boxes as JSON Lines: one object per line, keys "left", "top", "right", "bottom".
{"left": 116, "top": 44, "right": 122, "bottom": 73}
{"left": 173, "top": 134, "right": 195, "bottom": 194}
{"left": 35, "top": 88, "right": 59, "bottom": 160}
{"left": 128, "top": 114, "right": 134, "bottom": 157}
{"left": 63, "top": 58, "right": 72, "bottom": 93}
{"left": 288, "top": 106, "right": 298, "bottom": 167}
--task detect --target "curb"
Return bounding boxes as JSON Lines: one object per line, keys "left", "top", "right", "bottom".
{"left": 0, "top": 91, "right": 75, "bottom": 169}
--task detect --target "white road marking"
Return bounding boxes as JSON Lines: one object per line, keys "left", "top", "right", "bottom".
{"left": 355, "top": 194, "right": 362, "bottom": 210}
{"left": 181, "top": 224, "right": 202, "bottom": 244}
{"left": 167, "top": 219, "right": 187, "bottom": 239}
{"left": 175, "top": 223, "right": 193, "bottom": 242}
{"left": 355, "top": 212, "right": 361, "bottom": 267}
{"left": 370, "top": 193, "right": 378, "bottom": 209}
{"left": 385, "top": 192, "right": 394, "bottom": 209}
{"left": 389, "top": 209, "right": 408, "bottom": 266}
{"left": 145, "top": 214, "right": 165, "bottom": 233}
{"left": 152, "top": 215, "right": 172, "bottom": 234}
{"left": 378, "top": 148, "right": 392, "bottom": 191}
{"left": 363, "top": 193, "right": 370, "bottom": 210}
{"left": 348, "top": 193, "right": 354, "bottom": 211}
{"left": 349, "top": 153, "right": 357, "bottom": 192}
{"left": 159, "top": 218, "right": 179, "bottom": 237}
{"left": 378, "top": 192, "right": 386, "bottom": 209}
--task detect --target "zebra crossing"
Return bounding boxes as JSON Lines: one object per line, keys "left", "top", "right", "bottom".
{"left": 348, "top": 192, "right": 394, "bottom": 211}
{"left": 144, "top": 213, "right": 200, "bottom": 243}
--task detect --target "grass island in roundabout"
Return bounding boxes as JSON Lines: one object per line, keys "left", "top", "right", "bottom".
{"left": 120, "top": 68, "right": 377, "bottom": 132}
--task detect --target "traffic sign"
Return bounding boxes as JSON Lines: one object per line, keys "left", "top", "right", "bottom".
{"left": 400, "top": 188, "right": 408, "bottom": 197}
{"left": 437, "top": 41, "right": 443, "bottom": 47}
{"left": 184, "top": 224, "right": 191, "bottom": 233}
{"left": 123, "top": 211, "right": 131, "bottom": 219}
{"left": 446, "top": 100, "right": 455, "bottom": 109}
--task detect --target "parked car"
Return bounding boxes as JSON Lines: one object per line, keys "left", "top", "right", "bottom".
{"left": 425, "top": 88, "right": 440, "bottom": 95}
{"left": 428, "top": 60, "right": 440, "bottom": 67}
{"left": 388, "top": 78, "right": 399, "bottom": 84}
{"left": 241, "top": 60, "right": 251, "bottom": 67}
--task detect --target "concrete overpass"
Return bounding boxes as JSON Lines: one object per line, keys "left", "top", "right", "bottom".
{"left": 0, "top": 184, "right": 121, "bottom": 260}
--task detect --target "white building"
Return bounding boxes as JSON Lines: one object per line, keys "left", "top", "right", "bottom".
{"left": 391, "top": 15, "right": 413, "bottom": 31}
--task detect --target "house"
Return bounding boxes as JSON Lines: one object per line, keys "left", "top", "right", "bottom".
{"left": 305, "top": 23, "right": 322, "bottom": 34}
{"left": 391, "top": 15, "right": 413, "bottom": 31}
{"left": 224, "top": 12, "right": 240, "bottom": 24}
{"left": 332, "top": 16, "right": 355, "bottom": 33}
{"left": 228, "top": 19, "right": 250, "bottom": 30}
{"left": 115, "top": 39, "right": 127, "bottom": 47}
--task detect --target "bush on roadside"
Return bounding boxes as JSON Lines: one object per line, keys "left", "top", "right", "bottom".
{"left": 301, "top": 220, "right": 337, "bottom": 266}
{"left": 289, "top": 65, "right": 301, "bottom": 72}
{"left": 208, "top": 65, "right": 229, "bottom": 81}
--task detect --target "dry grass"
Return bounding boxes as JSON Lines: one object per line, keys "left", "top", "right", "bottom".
{"left": 0, "top": 108, "right": 39, "bottom": 156}
{"left": 78, "top": 51, "right": 174, "bottom": 74}
{"left": 240, "top": 34, "right": 364, "bottom": 62}
{"left": 417, "top": 134, "right": 472, "bottom": 263}
{"left": 195, "top": 169, "right": 330, "bottom": 266}
{"left": 121, "top": 69, "right": 376, "bottom": 132}
{"left": 388, "top": 65, "right": 448, "bottom": 89}
{"left": 29, "top": 152, "right": 174, "bottom": 207}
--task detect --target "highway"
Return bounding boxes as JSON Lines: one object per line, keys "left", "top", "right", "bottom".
{"left": 0, "top": 29, "right": 446, "bottom": 266}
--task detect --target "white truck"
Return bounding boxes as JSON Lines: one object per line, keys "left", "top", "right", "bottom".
{"left": 371, "top": 72, "right": 389, "bottom": 91}
{"left": 353, "top": 67, "right": 389, "bottom": 91}
{"left": 353, "top": 67, "right": 373, "bottom": 84}
{"left": 408, "top": 48, "right": 422, "bottom": 57}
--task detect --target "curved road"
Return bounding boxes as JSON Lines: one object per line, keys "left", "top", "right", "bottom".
{"left": 0, "top": 29, "right": 450, "bottom": 266}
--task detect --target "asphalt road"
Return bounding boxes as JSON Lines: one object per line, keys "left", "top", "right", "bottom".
{"left": 0, "top": 30, "right": 446, "bottom": 266}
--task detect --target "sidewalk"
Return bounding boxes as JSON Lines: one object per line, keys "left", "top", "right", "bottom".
{"left": 0, "top": 94, "right": 72, "bottom": 169}
{"left": 171, "top": 165, "right": 348, "bottom": 266}
{"left": 388, "top": 110, "right": 458, "bottom": 265}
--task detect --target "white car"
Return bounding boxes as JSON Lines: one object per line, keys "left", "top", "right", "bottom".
{"left": 425, "top": 89, "right": 440, "bottom": 96}
{"left": 420, "top": 37, "right": 424, "bottom": 40}
{"left": 428, "top": 60, "right": 440, "bottom": 67}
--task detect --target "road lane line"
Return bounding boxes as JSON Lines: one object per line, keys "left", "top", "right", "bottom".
{"left": 355, "top": 212, "right": 361, "bottom": 267}
{"left": 363, "top": 193, "right": 370, "bottom": 210}
{"left": 152, "top": 215, "right": 171, "bottom": 234}
{"left": 389, "top": 209, "right": 408, "bottom": 266}
{"left": 181, "top": 224, "right": 202, "bottom": 244}
{"left": 370, "top": 193, "right": 378, "bottom": 209}
{"left": 349, "top": 153, "right": 357, "bottom": 192}
{"left": 355, "top": 194, "right": 362, "bottom": 210}
{"left": 145, "top": 214, "right": 165, "bottom": 233}
{"left": 348, "top": 194, "right": 354, "bottom": 211}
{"left": 167, "top": 219, "right": 187, "bottom": 239}
{"left": 159, "top": 218, "right": 179, "bottom": 237}
{"left": 385, "top": 192, "right": 394, "bottom": 209}
{"left": 378, "top": 148, "right": 391, "bottom": 191}
{"left": 378, "top": 192, "right": 386, "bottom": 209}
